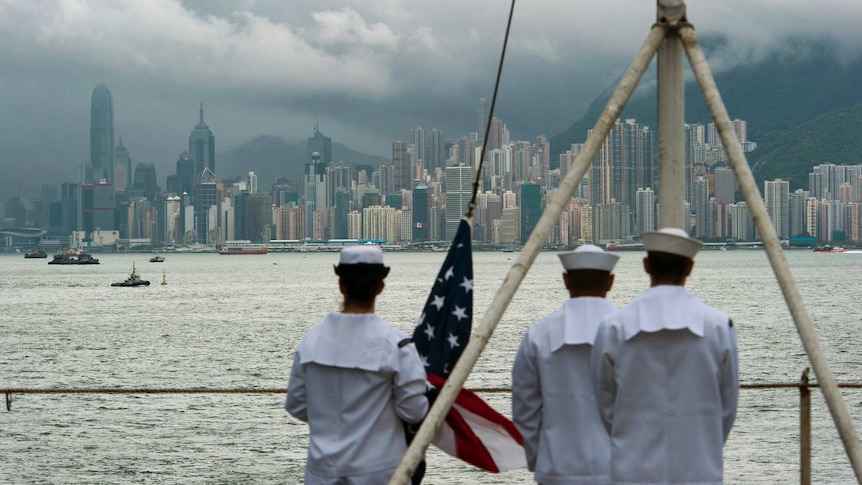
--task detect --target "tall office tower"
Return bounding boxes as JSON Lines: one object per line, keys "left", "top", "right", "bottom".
{"left": 244, "top": 193, "right": 272, "bottom": 242}
{"left": 81, "top": 181, "right": 115, "bottom": 232}
{"left": 247, "top": 172, "right": 258, "bottom": 194}
{"left": 326, "top": 163, "right": 352, "bottom": 208}
{"left": 333, "top": 189, "right": 351, "bottom": 239}
{"left": 113, "top": 138, "right": 132, "bottom": 193}
{"left": 534, "top": 135, "right": 550, "bottom": 186}
{"left": 132, "top": 163, "right": 159, "bottom": 202}
{"left": 89, "top": 84, "right": 115, "bottom": 185}
{"left": 519, "top": 183, "right": 542, "bottom": 244}
{"left": 307, "top": 126, "right": 332, "bottom": 166}
{"left": 764, "top": 178, "right": 790, "bottom": 239}
{"left": 378, "top": 163, "right": 396, "bottom": 197}
{"left": 477, "top": 97, "right": 488, "bottom": 142}
{"left": 412, "top": 184, "right": 430, "bottom": 242}
{"left": 194, "top": 167, "right": 220, "bottom": 244}
{"left": 713, "top": 166, "right": 736, "bottom": 204}
{"left": 512, "top": 141, "right": 533, "bottom": 182}
{"left": 444, "top": 165, "right": 474, "bottom": 238}
{"left": 392, "top": 139, "right": 409, "bottom": 191}
{"left": 175, "top": 151, "right": 196, "bottom": 196}
{"left": 789, "top": 189, "right": 810, "bottom": 238}
{"left": 427, "top": 128, "right": 445, "bottom": 172}
{"left": 729, "top": 202, "right": 754, "bottom": 240}
{"left": 189, "top": 104, "right": 215, "bottom": 177}
{"left": 304, "top": 152, "right": 327, "bottom": 237}
{"left": 487, "top": 117, "right": 504, "bottom": 151}
{"left": 456, "top": 136, "right": 474, "bottom": 168}
{"left": 163, "top": 195, "right": 181, "bottom": 246}
{"left": 636, "top": 187, "right": 656, "bottom": 233}
{"left": 411, "top": 126, "right": 427, "bottom": 167}
{"left": 693, "top": 177, "right": 710, "bottom": 238}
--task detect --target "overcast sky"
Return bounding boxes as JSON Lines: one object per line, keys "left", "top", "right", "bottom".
{"left": 1, "top": 0, "right": 861, "bottom": 199}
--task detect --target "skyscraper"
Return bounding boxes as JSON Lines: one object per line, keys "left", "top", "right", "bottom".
{"left": 392, "top": 139, "right": 409, "bottom": 191}
{"left": 765, "top": 178, "right": 790, "bottom": 239}
{"left": 308, "top": 126, "right": 332, "bottom": 166}
{"left": 520, "top": 183, "right": 543, "bottom": 244}
{"left": 113, "top": 138, "right": 131, "bottom": 193}
{"left": 90, "top": 84, "right": 114, "bottom": 185}
{"left": 477, "top": 97, "right": 488, "bottom": 142}
{"left": 714, "top": 166, "right": 736, "bottom": 204}
{"left": 445, "top": 165, "right": 474, "bottom": 239}
{"left": 189, "top": 103, "right": 215, "bottom": 177}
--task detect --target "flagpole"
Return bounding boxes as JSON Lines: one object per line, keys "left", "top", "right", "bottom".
{"left": 389, "top": 23, "right": 668, "bottom": 484}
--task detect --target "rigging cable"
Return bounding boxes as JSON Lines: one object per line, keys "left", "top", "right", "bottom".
{"left": 465, "top": 0, "right": 516, "bottom": 219}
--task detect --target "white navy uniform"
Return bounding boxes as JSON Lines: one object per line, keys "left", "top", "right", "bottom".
{"left": 591, "top": 285, "right": 739, "bottom": 485}
{"left": 286, "top": 312, "right": 429, "bottom": 485}
{"left": 513, "top": 297, "right": 617, "bottom": 485}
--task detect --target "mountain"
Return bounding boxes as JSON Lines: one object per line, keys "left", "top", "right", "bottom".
{"left": 216, "top": 135, "right": 389, "bottom": 189}
{"left": 550, "top": 39, "right": 862, "bottom": 189}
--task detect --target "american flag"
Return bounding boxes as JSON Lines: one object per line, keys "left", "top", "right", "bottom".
{"left": 411, "top": 218, "right": 525, "bottom": 473}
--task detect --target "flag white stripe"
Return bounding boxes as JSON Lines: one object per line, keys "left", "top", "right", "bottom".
{"left": 451, "top": 402, "right": 527, "bottom": 471}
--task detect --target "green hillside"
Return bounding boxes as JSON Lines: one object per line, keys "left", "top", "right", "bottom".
{"left": 550, "top": 39, "right": 862, "bottom": 189}
{"left": 749, "top": 103, "right": 862, "bottom": 189}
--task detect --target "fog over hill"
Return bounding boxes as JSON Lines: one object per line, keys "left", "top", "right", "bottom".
{"left": 550, "top": 38, "right": 862, "bottom": 189}
{"left": 216, "top": 135, "right": 389, "bottom": 189}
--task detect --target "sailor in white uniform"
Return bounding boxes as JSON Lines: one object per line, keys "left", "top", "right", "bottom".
{"left": 512, "top": 244, "right": 620, "bottom": 485}
{"left": 285, "top": 245, "right": 429, "bottom": 485}
{"left": 591, "top": 228, "right": 739, "bottom": 485}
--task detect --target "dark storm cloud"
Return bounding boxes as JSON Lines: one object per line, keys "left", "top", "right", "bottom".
{"left": 1, "top": 0, "right": 861, "bottom": 199}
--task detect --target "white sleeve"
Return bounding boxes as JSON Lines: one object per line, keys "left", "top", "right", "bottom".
{"left": 393, "top": 341, "right": 429, "bottom": 424}
{"left": 285, "top": 350, "right": 308, "bottom": 422}
{"left": 511, "top": 334, "right": 541, "bottom": 471}
{"left": 721, "top": 322, "right": 739, "bottom": 442}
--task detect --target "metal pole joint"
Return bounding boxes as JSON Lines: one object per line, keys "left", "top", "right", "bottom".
{"left": 657, "top": 0, "right": 687, "bottom": 28}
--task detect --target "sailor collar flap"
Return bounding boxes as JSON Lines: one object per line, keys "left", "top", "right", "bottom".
{"left": 299, "top": 313, "right": 389, "bottom": 371}
{"left": 622, "top": 286, "right": 706, "bottom": 340}
{"left": 551, "top": 297, "right": 617, "bottom": 351}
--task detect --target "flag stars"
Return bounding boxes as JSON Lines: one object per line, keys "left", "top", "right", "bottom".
{"left": 420, "top": 354, "right": 430, "bottom": 367}
{"left": 447, "top": 332, "right": 461, "bottom": 349}
{"left": 452, "top": 305, "right": 468, "bottom": 322}
{"left": 444, "top": 266, "right": 454, "bottom": 280}
{"left": 459, "top": 276, "right": 473, "bottom": 294}
{"left": 432, "top": 295, "right": 445, "bottom": 310}
{"left": 424, "top": 324, "right": 436, "bottom": 340}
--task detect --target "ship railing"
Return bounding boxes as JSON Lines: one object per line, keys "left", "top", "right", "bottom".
{"left": 0, "top": 368, "right": 850, "bottom": 484}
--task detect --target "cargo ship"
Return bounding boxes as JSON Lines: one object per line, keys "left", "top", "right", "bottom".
{"left": 48, "top": 248, "right": 100, "bottom": 264}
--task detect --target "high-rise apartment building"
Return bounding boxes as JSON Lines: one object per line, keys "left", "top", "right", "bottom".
{"left": 445, "top": 165, "right": 474, "bottom": 239}
{"left": 714, "top": 166, "right": 736, "bottom": 204}
{"left": 636, "top": 187, "right": 656, "bottom": 233}
{"left": 189, "top": 104, "right": 215, "bottom": 177}
{"left": 764, "top": 179, "right": 790, "bottom": 239}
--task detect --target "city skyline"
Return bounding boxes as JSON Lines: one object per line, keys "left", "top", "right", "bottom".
{"left": 2, "top": 1, "right": 862, "bottom": 198}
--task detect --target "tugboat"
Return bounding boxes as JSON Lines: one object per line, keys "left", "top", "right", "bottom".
{"left": 149, "top": 255, "right": 166, "bottom": 262}
{"left": 48, "top": 248, "right": 100, "bottom": 265}
{"left": 111, "top": 262, "right": 150, "bottom": 287}
{"left": 24, "top": 249, "right": 48, "bottom": 259}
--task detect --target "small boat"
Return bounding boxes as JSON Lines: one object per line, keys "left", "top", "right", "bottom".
{"left": 48, "top": 248, "right": 100, "bottom": 265}
{"left": 111, "top": 262, "right": 150, "bottom": 287}
{"left": 149, "top": 255, "right": 166, "bottom": 262}
{"left": 813, "top": 246, "right": 845, "bottom": 253}
{"left": 24, "top": 249, "right": 48, "bottom": 259}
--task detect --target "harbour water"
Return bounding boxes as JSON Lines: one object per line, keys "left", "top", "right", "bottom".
{"left": 1, "top": 249, "right": 862, "bottom": 483}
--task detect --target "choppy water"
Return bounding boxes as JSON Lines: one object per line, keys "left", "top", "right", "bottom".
{"left": 1, "top": 249, "right": 862, "bottom": 483}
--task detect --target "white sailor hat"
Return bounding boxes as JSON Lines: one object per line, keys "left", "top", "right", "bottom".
{"left": 641, "top": 227, "right": 703, "bottom": 259}
{"left": 334, "top": 245, "right": 390, "bottom": 279}
{"left": 558, "top": 244, "right": 620, "bottom": 272}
